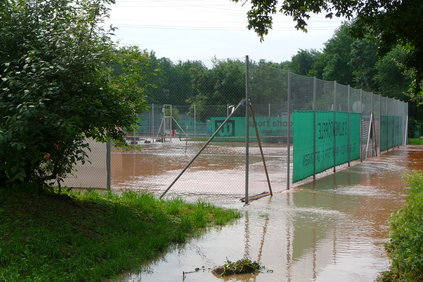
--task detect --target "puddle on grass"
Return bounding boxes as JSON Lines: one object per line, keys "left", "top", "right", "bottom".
{"left": 114, "top": 146, "right": 423, "bottom": 282}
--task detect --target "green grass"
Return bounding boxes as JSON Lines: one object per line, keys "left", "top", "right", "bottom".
{"left": 0, "top": 188, "right": 240, "bottom": 281}
{"left": 380, "top": 171, "right": 423, "bottom": 281}
{"left": 408, "top": 138, "right": 423, "bottom": 145}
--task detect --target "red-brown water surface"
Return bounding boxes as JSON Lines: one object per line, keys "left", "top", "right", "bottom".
{"left": 115, "top": 145, "right": 423, "bottom": 282}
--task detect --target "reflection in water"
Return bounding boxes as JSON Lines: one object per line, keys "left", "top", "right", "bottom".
{"left": 115, "top": 146, "right": 423, "bottom": 282}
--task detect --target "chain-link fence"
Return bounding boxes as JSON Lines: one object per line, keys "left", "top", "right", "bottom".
{"left": 61, "top": 138, "right": 108, "bottom": 189}
{"left": 63, "top": 57, "right": 408, "bottom": 203}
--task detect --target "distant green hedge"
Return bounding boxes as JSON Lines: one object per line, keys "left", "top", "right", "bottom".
{"left": 408, "top": 138, "right": 423, "bottom": 145}
{"left": 383, "top": 171, "right": 423, "bottom": 281}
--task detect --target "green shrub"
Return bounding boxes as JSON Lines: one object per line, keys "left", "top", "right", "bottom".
{"left": 408, "top": 138, "right": 423, "bottom": 145}
{"left": 384, "top": 171, "right": 423, "bottom": 281}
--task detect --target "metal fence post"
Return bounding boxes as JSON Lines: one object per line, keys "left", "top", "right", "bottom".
{"left": 370, "top": 93, "right": 373, "bottom": 156}
{"left": 347, "top": 85, "right": 351, "bottom": 167}
{"left": 377, "top": 95, "right": 382, "bottom": 156}
{"left": 360, "top": 89, "right": 363, "bottom": 161}
{"left": 151, "top": 103, "right": 154, "bottom": 137}
{"left": 245, "top": 55, "right": 250, "bottom": 203}
{"left": 333, "top": 81, "right": 337, "bottom": 173}
{"left": 194, "top": 104, "right": 197, "bottom": 137}
{"left": 106, "top": 140, "right": 111, "bottom": 191}
{"left": 385, "top": 98, "right": 389, "bottom": 152}
{"left": 287, "top": 71, "right": 291, "bottom": 190}
{"left": 404, "top": 107, "right": 408, "bottom": 145}
{"left": 392, "top": 99, "right": 395, "bottom": 148}
{"left": 313, "top": 77, "right": 317, "bottom": 180}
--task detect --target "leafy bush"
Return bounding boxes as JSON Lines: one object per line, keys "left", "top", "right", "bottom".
{"left": 0, "top": 0, "right": 148, "bottom": 188}
{"left": 384, "top": 171, "right": 423, "bottom": 281}
{"left": 408, "top": 138, "right": 423, "bottom": 145}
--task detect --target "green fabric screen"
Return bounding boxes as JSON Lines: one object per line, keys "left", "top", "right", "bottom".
{"left": 293, "top": 111, "right": 361, "bottom": 183}
{"left": 380, "top": 115, "right": 402, "bottom": 151}
{"left": 209, "top": 116, "right": 289, "bottom": 142}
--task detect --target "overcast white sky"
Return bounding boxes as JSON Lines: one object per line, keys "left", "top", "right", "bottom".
{"left": 107, "top": 0, "right": 346, "bottom": 66}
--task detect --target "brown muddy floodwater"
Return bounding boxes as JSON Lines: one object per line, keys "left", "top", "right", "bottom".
{"left": 111, "top": 140, "right": 289, "bottom": 201}
{"left": 115, "top": 145, "right": 423, "bottom": 282}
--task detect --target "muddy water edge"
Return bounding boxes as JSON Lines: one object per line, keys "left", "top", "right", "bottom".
{"left": 116, "top": 146, "right": 423, "bottom": 282}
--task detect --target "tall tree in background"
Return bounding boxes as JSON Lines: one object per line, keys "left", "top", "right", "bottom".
{"left": 188, "top": 59, "right": 245, "bottom": 120}
{"left": 146, "top": 56, "right": 206, "bottom": 105}
{"left": 232, "top": 0, "right": 423, "bottom": 103}
{"left": 320, "top": 24, "right": 354, "bottom": 85}
{"left": 290, "top": 49, "right": 321, "bottom": 77}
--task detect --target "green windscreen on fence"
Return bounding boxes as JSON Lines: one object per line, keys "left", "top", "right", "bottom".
{"left": 293, "top": 111, "right": 361, "bottom": 183}
{"left": 209, "top": 116, "right": 289, "bottom": 142}
{"left": 380, "top": 115, "right": 403, "bottom": 151}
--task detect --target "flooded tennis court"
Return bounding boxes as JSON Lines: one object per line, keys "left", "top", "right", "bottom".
{"left": 115, "top": 145, "right": 423, "bottom": 281}
{"left": 111, "top": 140, "right": 289, "bottom": 199}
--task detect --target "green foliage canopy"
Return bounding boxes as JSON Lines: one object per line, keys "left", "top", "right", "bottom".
{"left": 232, "top": 0, "right": 423, "bottom": 102}
{"left": 0, "top": 0, "right": 148, "bottom": 187}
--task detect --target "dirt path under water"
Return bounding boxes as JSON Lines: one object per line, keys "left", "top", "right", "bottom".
{"left": 117, "top": 145, "right": 423, "bottom": 282}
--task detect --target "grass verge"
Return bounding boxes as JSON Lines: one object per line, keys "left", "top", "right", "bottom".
{"left": 379, "top": 171, "right": 423, "bottom": 281}
{"left": 408, "top": 138, "right": 423, "bottom": 145}
{"left": 0, "top": 188, "right": 240, "bottom": 281}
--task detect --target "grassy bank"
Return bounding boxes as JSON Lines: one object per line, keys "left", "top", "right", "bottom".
{"left": 0, "top": 188, "right": 240, "bottom": 281}
{"left": 380, "top": 171, "right": 423, "bottom": 281}
{"left": 408, "top": 138, "right": 423, "bottom": 145}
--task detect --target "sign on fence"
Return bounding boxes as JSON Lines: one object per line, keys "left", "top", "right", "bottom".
{"left": 292, "top": 111, "right": 361, "bottom": 183}
{"left": 210, "top": 116, "right": 290, "bottom": 142}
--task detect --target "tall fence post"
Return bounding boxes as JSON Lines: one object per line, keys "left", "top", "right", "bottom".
{"left": 404, "top": 112, "right": 408, "bottom": 146}
{"left": 287, "top": 71, "right": 291, "bottom": 190}
{"left": 385, "top": 98, "right": 389, "bottom": 152}
{"left": 313, "top": 77, "right": 317, "bottom": 180}
{"left": 106, "top": 140, "right": 111, "bottom": 191}
{"left": 151, "top": 103, "right": 154, "bottom": 137}
{"left": 347, "top": 85, "right": 351, "bottom": 167}
{"left": 245, "top": 55, "right": 250, "bottom": 203}
{"left": 392, "top": 99, "right": 395, "bottom": 149}
{"left": 377, "top": 95, "right": 382, "bottom": 156}
{"left": 370, "top": 93, "right": 374, "bottom": 156}
{"left": 333, "top": 81, "right": 337, "bottom": 173}
{"left": 360, "top": 89, "right": 363, "bottom": 161}
{"left": 193, "top": 104, "right": 197, "bottom": 137}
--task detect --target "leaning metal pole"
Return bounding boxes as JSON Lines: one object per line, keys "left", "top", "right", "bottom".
{"left": 159, "top": 99, "right": 246, "bottom": 199}
{"left": 248, "top": 103, "right": 273, "bottom": 196}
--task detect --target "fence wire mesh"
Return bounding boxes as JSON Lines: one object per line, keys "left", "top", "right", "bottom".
{"left": 63, "top": 57, "right": 409, "bottom": 203}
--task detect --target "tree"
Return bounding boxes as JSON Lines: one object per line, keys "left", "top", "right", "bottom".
{"left": 189, "top": 59, "right": 245, "bottom": 120}
{"left": 320, "top": 24, "right": 355, "bottom": 85}
{"left": 349, "top": 39, "right": 378, "bottom": 91}
{"left": 290, "top": 49, "right": 322, "bottom": 77}
{"left": 145, "top": 57, "right": 206, "bottom": 105}
{"left": 0, "top": 0, "right": 148, "bottom": 188}
{"left": 374, "top": 47, "right": 409, "bottom": 99}
{"left": 232, "top": 0, "right": 423, "bottom": 102}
